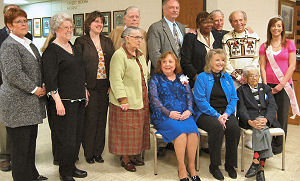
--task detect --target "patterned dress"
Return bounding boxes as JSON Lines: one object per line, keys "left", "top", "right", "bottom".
{"left": 149, "top": 73, "right": 198, "bottom": 143}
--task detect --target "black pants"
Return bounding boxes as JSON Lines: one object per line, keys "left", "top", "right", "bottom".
{"left": 6, "top": 125, "right": 39, "bottom": 181}
{"left": 48, "top": 100, "right": 85, "bottom": 177}
{"left": 46, "top": 98, "right": 59, "bottom": 162}
{"left": 83, "top": 79, "right": 109, "bottom": 159}
{"left": 268, "top": 84, "right": 290, "bottom": 153}
{"left": 197, "top": 114, "right": 240, "bottom": 167}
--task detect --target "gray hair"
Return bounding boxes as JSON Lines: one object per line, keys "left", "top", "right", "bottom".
{"left": 124, "top": 6, "right": 140, "bottom": 16}
{"left": 162, "top": 0, "right": 179, "bottom": 9}
{"left": 242, "top": 65, "right": 259, "bottom": 76}
{"left": 210, "top": 10, "right": 224, "bottom": 18}
{"left": 121, "top": 26, "right": 140, "bottom": 43}
{"left": 50, "top": 13, "right": 72, "bottom": 34}
{"left": 229, "top": 10, "right": 247, "bottom": 23}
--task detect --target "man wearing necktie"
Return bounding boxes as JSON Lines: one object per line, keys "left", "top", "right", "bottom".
{"left": 147, "top": 0, "right": 185, "bottom": 72}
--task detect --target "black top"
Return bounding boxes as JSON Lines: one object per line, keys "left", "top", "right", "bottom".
{"left": 210, "top": 72, "right": 228, "bottom": 111}
{"left": 42, "top": 42, "right": 86, "bottom": 100}
{"left": 180, "top": 33, "right": 222, "bottom": 88}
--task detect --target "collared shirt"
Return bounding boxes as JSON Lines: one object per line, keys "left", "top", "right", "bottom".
{"left": 10, "top": 33, "right": 37, "bottom": 93}
{"left": 122, "top": 44, "right": 143, "bottom": 59}
{"left": 164, "top": 17, "right": 183, "bottom": 45}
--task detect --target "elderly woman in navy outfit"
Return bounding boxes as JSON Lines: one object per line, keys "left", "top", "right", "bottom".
{"left": 149, "top": 51, "right": 200, "bottom": 181}
{"left": 194, "top": 49, "right": 240, "bottom": 180}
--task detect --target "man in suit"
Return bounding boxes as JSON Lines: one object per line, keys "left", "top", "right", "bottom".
{"left": 147, "top": 0, "right": 185, "bottom": 71}
{"left": 237, "top": 65, "right": 280, "bottom": 181}
{"left": 0, "top": 4, "right": 33, "bottom": 172}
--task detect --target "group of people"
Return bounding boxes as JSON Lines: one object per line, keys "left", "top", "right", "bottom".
{"left": 0, "top": 0, "right": 298, "bottom": 181}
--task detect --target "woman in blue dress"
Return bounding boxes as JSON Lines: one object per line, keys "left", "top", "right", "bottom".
{"left": 149, "top": 51, "right": 200, "bottom": 181}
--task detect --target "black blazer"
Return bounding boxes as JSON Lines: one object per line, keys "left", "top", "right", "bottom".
{"left": 180, "top": 33, "right": 222, "bottom": 87}
{"left": 237, "top": 83, "right": 281, "bottom": 129}
{"left": 74, "top": 34, "right": 115, "bottom": 89}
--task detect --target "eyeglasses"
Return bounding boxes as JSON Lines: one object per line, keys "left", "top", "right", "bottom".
{"left": 129, "top": 36, "right": 144, "bottom": 40}
{"left": 60, "top": 26, "right": 74, "bottom": 31}
{"left": 13, "top": 19, "right": 28, "bottom": 24}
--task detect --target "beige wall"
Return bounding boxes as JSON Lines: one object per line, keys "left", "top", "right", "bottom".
{"left": 0, "top": 0, "right": 3, "bottom": 27}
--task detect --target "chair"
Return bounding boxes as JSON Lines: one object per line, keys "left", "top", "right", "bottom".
{"left": 240, "top": 128, "right": 285, "bottom": 172}
{"left": 149, "top": 125, "right": 200, "bottom": 175}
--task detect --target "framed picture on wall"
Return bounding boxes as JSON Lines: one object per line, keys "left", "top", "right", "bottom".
{"left": 73, "top": 14, "right": 84, "bottom": 36}
{"left": 279, "top": 0, "right": 296, "bottom": 39}
{"left": 102, "top": 11, "right": 111, "bottom": 35}
{"left": 27, "top": 19, "right": 32, "bottom": 34}
{"left": 42, "top": 17, "right": 50, "bottom": 37}
{"left": 113, "top": 10, "right": 125, "bottom": 29}
{"left": 33, "top": 18, "right": 41, "bottom": 37}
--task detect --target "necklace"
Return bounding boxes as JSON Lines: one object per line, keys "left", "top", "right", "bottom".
{"left": 271, "top": 41, "right": 281, "bottom": 48}
{"left": 203, "top": 35, "right": 209, "bottom": 40}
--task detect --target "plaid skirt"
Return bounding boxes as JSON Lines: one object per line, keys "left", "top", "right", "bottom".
{"left": 108, "top": 103, "right": 150, "bottom": 155}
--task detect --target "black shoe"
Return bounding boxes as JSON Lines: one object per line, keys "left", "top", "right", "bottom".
{"left": 85, "top": 157, "right": 95, "bottom": 164}
{"left": 190, "top": 175, "right": 201, "bottom": 181}
{"left": 33, "top": 175, "right": 48, "bottom": 181}
{"left": 180, "top": 177, "right": 189, "bottom": 181}
{"left": 225, "top": 164, "right": 237, "bottom": 179}
{"left": 157, "top": 147, "right": 166, "bottom": 157}
{"left": 209, "top": 165, "right": 224, "bottom": 180}
{"left": 130, "top": 157, "right": 145, "bottom": 166}
{"left": 60, "top": 176, "right": 75, "bottom": 181}
{"left": 94, "top": 155, "right": 104, "bottom": 163}
{"left": 73, "top": 168, "right": 87, "bottom": 178}
{"left": 245, "top": 162, "right": 261, "bottom": 178}
{"left": 53, "top": 160, "right": 59, "bottom": 166}
{"left": 256, "top": 170, "right": 265, "bottom": 181}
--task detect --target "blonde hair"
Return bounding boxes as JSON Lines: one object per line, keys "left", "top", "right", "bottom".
{"left": 204, "top": 49, "right": 227, "bottom": 73}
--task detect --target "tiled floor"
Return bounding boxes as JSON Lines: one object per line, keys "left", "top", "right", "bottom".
{"left": 1, "top": 119, "right": 299, "bottom": 181}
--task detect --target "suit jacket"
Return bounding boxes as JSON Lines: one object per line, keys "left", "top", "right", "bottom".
{"left": 0, "top": 27, "right": 33, "bottom": 85}
{"left": 180, "top": 32, "right": 222, "bottom": 88}
{"left": 237, "top": 83, "right": 280, "bottom": 129}
{"left": 74, "top": 34, "right": 115, "bottom": 89}
{"left": 147, "top": 18, "right": 185, "bottom": 69}
{"left": 211, "top": 29, "right": 229, "bottom": 49}
{"left": 0, "top": 36, "right": 46, "bottom": 128}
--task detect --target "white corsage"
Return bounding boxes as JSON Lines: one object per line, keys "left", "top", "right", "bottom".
{"left": 180, "top": 75, "right": 189, "bottom": 86}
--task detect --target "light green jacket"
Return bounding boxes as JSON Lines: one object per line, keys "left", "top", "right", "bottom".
{"left": 109, "top": 46, "right": 148, "bottom": 109}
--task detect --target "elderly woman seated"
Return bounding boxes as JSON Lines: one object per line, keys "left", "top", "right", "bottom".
{"left": 237, "top": 65, "right": 280, "bottom": 181}
{"left": 194, "top": 49, "right": 240, "bottom": 180}
{"left": 149, "top": 51, "right": 200, "bottom": 181}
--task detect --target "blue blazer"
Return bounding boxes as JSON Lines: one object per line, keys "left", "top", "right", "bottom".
{"left": 193, "top": 71, "right": 238, "bottom": 121}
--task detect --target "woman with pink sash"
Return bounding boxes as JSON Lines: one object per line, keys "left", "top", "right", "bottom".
{"left": 259, "top": 16, "right": 299, "bottom": 155}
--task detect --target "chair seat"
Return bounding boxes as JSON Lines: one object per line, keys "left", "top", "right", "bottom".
{"left": 198, "top": 128, "right": 208, "bottom": 136}
{"left": 269, "top": 128, "right": 285, "bottom": 136}
{"left": 150, "top": 127, "right": 162, "bottom": 139}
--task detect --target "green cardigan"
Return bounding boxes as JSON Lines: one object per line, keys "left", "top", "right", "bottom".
{"left": 109, "top": 46, "right": 148, "bottom": 109}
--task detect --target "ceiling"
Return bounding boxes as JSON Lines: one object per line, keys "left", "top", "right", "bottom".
{"left": 4, "top": 0, "right": 51, "bottom": 5}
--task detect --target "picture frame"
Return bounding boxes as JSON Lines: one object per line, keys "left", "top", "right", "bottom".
{"left": 102, "top": 11, "right": 111, "bottom": 35}
{"left": 278, "top": 0, "right": 296, "bottom": 39}
{"left": 113, "top": 10, "right": 125, "bottom": 29}
{"left": 27, "top": 19, "right": 32, "bottom": 35}
{"left": 73, "top": 14, "right": 84, "bottom": 36}
{"left": 33, "top": 18, "right": 41, "bottom": 37}
{"left": 42, "top": 17, "right": 50, "bottom": 37}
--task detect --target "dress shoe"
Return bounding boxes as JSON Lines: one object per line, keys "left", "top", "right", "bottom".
{"left": 180, "top": 177, "right": 189, "bottom": 181}
{"left": 94, "top": 155, "right": 104, "bottom": 163}
{"left": 130, "top": 157, "right": 144, "bottom": 166}
{"left": 256, "top": 170, "right": 265, "bottom": 181}
{"left": 209, "top": 165, "right": 224, "bottom": 180}
{"left": 73, "top": 168, "right": 87, "bottom": 178}
{"left": 121, "top": 160, "right": 136, "bottom": 172}
{"left": 225, "top": 164, "right": 237, "bottom": 179}
{"left": 0, "top": 160, "right": 11, "bottom": 172}
{"left": 157, "top": 147, "right": 166, "bottom": 157}
{"left": 60, "top": 175, "right": 75, "bottom": 181}
{"left": 245, "top": 162, "right": 261, "bottom": 178}
{"left": 190, "top": 175, "right": 201, "bottom": 181}
{"left": 33, "top": 175, "right": 48, "bottom": 181}
{"left": 85, "top": 157, "right": 95, "bottom": 164}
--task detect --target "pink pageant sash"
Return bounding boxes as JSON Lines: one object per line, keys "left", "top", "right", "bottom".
{"left": 266, "top": 46, "right": 300, "bottom": 119}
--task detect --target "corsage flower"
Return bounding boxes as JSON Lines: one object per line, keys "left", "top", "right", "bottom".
{"left": 180, "top": 75, "right": 189, "bottom": 86}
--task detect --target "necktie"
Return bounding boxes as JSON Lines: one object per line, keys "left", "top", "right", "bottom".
{"left": 173, "top": 23, "right": 181, "bottom": 55}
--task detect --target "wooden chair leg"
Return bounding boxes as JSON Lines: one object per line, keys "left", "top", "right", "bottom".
{"left": 282, "top": 133, "right": 285, "bottom": 171}
{"left": 150, "top": 131, "right": 158, "bottom": 175}
{"left": 241, "top": 130, "right": 245, "bottom": 172}
{"left": 196, "top": 133, "right": 200, "bottom": 171}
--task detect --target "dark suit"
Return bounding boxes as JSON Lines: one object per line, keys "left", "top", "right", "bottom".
{"left": 147, "top": 18, "right": 185, "bottom": 70}
{"left": 180, "top": 33, "right": 222, "bottom": 87}
{"left": 74, "top": 34, "right": 115, "bottom": 159}
{"left": 237, "top": 83, "right": 280, "bottom": 129}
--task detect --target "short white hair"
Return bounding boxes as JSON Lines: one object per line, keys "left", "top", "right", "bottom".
{"left": 242, "top": 65, "right": 259, "bottom": 76}
{"left": 50, "top": 13, "right": 72, "bottom": 34}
